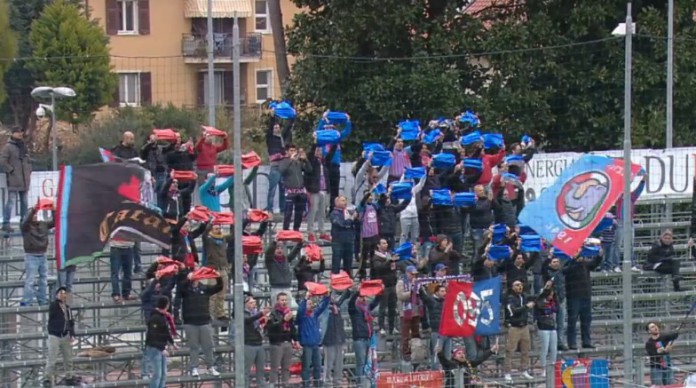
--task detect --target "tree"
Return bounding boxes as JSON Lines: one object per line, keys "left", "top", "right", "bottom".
{"left": 1, "top": 0, "right": 82, "bottom": 132}
{"left": 285, "top": 0, "right": 486, "bottom": 157}
{"left": 472, "top": 0, "right": 696, "bottom": 151}
{"left": 28, "top": 0, "right": 116, "bottom": 124}
{"left": 268, "top": 0, "right": 291, "bottom": 93}
{"left": 0, "top": 0, "right": 18, "bottom": 106}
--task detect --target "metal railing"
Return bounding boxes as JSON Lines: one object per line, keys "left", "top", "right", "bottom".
{"left": 181, "top": 33, "right": 262, "bottom": 60}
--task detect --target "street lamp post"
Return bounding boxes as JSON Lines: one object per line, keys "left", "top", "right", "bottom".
{"left": 30, "top": 86, "right": 77, "bottom": 171}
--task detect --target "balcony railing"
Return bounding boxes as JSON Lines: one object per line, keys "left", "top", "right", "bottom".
{"left": 181, "top": 33, "right": 262, "bottom": 60}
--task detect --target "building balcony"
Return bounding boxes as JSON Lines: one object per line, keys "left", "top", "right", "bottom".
{"left": 182, "top": 33, "right": 262, "bottom": 63}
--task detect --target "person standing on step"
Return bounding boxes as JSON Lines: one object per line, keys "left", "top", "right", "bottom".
{"left": 145, "top": 296, "right": 176, "bottom": 388}
{"left": 297, "top": 292, "right": 331, "bottom": 388}
{"left": 244, "top": 295, "right": 271, "bottom": 387}
{"left": 305, "top": 137, "right": 335, "bottom": 243}
{"left": 503, "top": 280, "right": 535, "bottom": 383}
{"left": 265, "top": 237, "right": 302, "bottom": 305}
{"left": 266, "top": 292, "right": 298, "bottom": 386}
{"left": 1, "top": 126, "right": 31, "bottom": 232}
{"left": 109, "top": 236, "right": 136, "bottom": 303}
{"left": 396, "top": 265, "right": 423, "bottom": 361}
{"left": 320, "top": 288, "right": 352, "bottom": 387}
{"left": 44, "top": 287, "right": 74, "bottom": 387}
{"left": 20, "top": 202, "right": 54, "bottom": 306}
{"left": 194, "top": 128, "right": 229, "bottom": 204}
{"left": 645, "top": 321, "right": 679, "bottom": 386}
{"left": 202, "top": 222, "right": 232, "bottom": 324}
{"left": 279, "top": 144, "right": 312, "bottom": 231}
{"left": 348, "top": 286, "right": 380, "bottom": 385}
{"left": 265, "top": 115, "right": 294, "bottom": 213}
{"left": 180, "top": 271, "right": 223, "bottom": 377}
{"left": 329, "top": 195, "right": 359, "bottom": 275}
{"left": 370, "top": 238, "right": 398, "bottom": 335}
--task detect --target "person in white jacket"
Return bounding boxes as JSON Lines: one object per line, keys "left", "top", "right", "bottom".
{"left": 399, "top": 171, "right": 427, "bottom": 245}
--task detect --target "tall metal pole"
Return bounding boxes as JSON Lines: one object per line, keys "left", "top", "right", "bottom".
{"left": 231, "top": 13, "right": 245, "bottom": 387}
{"left": 206, "top": 0, "right": 216, "bottom": 126}
{"left": 51, "top": 93, "right": 57, "bottom": 171}
{"left": 666, "top": 0, "right": 674, "bottom": 149}
{"left": 665, "top": 0, "right": 675, "bottom": 220}
{"left": 622, "top": 2, "right": 635, "bottom": 384}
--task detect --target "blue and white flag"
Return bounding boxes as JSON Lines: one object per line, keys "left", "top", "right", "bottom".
{"left": 474, "top": 276, "right": 502, "bottom": 335}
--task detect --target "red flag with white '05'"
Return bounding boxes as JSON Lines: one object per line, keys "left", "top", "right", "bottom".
{"left": 439, "top": 281, "right": 480, "bottom": 337}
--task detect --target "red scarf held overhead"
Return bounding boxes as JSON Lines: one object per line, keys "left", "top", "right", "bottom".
{"left": 275, "top": 304, "right": 292, "bottom": 331}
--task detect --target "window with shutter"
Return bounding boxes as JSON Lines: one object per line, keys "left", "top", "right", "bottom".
{"left": 138, "top": 0, "right": 150, "bottom": 35}
{"left": 105, "top": 0, "right": 120, "bottom": 35}
{"left": 118, "top": 73, "right": 141, "bottom": 107}
{"left": 115, "top": 0, "right": 139, "bottom": 34}
{"left": 140, "top": 72, "right": 152, "bottom": 105}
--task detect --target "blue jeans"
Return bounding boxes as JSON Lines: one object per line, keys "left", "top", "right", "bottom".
{"left": 133, "top": 242, "right": 142, "bottom": 273}
{"left": 331, "top": 241, "right": 353, "bottom": 274}
{"left": 430, "top": 333, "right": 452, "bottom": 370}
{"left": 601, "top": 241, "right": 619, "bottom": 270}
{"left": 3, "top": 190, "right": 27, "bottom": 226}
{"left": 556, "top": 300, "right": 567, "bottom": 347}
{"left": 22, "top": 254, "right": 48, "bottom": 305}
{"left": 145, "top": 346, "right": 167, "bottom": 388}
{"left": 567, "top": 298, "right": 592, "bottom": 347}
{"left": 650, "top": 367, "right": 674, "bottom": 385}
{"left": 353, "top": 338, "right": 369, "bottom": 383}
{"left": 110, "top": 247, "right": 134, "bottom": 297}
{"left": 58, "top": 266, "right": 76, "bottom": 293}
{"left": 154, "top": 172, "right": 167, "bottom": 209}
{"left": 420, "top": 241, "right": 434, "bottom": 262}
{"left": 301, "top": 345, "right": 321, "bottom": 387}
{"left": 471, "top": 228, "right": 485, "bottom": 260}
{"left": 266, "top": 165, "right": 285, "bottom": 212}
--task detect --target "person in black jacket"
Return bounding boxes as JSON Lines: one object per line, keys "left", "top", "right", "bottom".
{"left": 377, "top": 194, "right": 408, "bottom": 249}
{"left": 266, "top": 292, "right": 297, "bottom": 386}
{"left": 534, "top": 281, "right": 558, "bottom": 377}
{"left": 542, "top": 256, "right": 568, "bottom": 351}
{"left": 645, "top": 321, "right": 678, "bottom": 385}
{"left": 503, "top": 280, "right": 534, "bottom": 382}
{"left": 502, "top": 252, "right": 538, "bottom": 292}
{"left": 245, "top": 295, "right": 271, "bottom": 387}
{"left": 295, "top": 255, "right": 325, "bottom": 297}
{"left": 265, "top": 116, "right": 293, "bottom": 213}
{"left": 144, "top": 296, "right": 176, "bottom": 388}
{"left": 20, "top": 205, "right": 54, "bottom": 306}
{"left": 645, "top": 230, "right": 684, "bottom": 291}
{"left": 180, "top": 273, "right": 223, "bottom": 377}
{"left": 141, "top": 133, "right": 169, "bottom": 207}
{"left": 419, "top": 284, "right": 450, "bottom": 370}
{"left": 164, "top": 140, "right": 197, "bottom": 214}
{"left": 466, "top": 185, "right": 493, "bottom": 261}
{"left": 563, "top": 248, "right": 602, "bottom": 350}
{"left": 330, "top": 196, "right": 359, "bottom": 274}
{"left": 437, "top": 344, "right": 497, "bottom": 388}
{"left": 160, "top": 178, "right": 195, "bottom": 221}
{"left": 348, "top": 290, "right": 380, "bottom": 385}
{"left": 44, "top": 287, "right": 74, "bottom": 387}
{"left": 111, "top": 131, "right": 139, "bottom": 159}
{"left": 370, "top": 238, "right": 397, "bottom": 335}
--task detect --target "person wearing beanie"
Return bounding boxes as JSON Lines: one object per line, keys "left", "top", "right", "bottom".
{"left": 145, "top": 296, "right": 176, "bottom": 388}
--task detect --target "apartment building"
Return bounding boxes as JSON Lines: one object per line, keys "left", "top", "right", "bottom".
{"left": 89, "top": 0, "right": 297, "bottom": 108}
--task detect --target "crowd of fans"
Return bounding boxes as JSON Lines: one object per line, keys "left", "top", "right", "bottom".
{"left": 2, "top": 107, "right": 692, "bottom": 387}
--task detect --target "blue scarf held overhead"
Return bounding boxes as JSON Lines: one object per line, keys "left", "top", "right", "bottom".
{"left": 463, "top": 158, "right": 483, "bottom": 170}
{"left": 268, "top": 101, "right": 296, "bottom": 119}
{"left": 404, "top": 167, "right": 426, "bottom": 180}
{"left": 520, "top": 235, "right": 542, "bottom": 253}
{"left": 483, "top": 133, "right": 504, "bottom": 149}
{"left": 432, "top": 153, "right": 456, "bottom": 169}
{"left": 398, "top": 120, "right": 421, "bottom": 141}
{"left": 461, "top": 130, "right": 483, "bottom": 146}
{"left": 372, "top": 183, "right": 387, "bottom": 196}
{"left": 423, "top": 129, "right": 442, "bottom": 145}
{"left": 431, "top": 189, "right": 453, "bottom": 206}
{"left": 363, "top": 142, "right": 385, "bottom": 152}
{"left": 488, "top": 245, "right": 511, "bottom": 261}
{"left": 459, "top": 111, "right": 480, "bottom": 127}
{"left": 453, "top": 192, "right": 476, "bottom": 207}
{"left": 492, "top": 223, "right": 507, "bottom": 244}
{"left": 389, "top": 181, "right": 413, "bottom": 200}
{"left": 370, "top": 151, "right": 392, "bottom": 167}
{"left": 393, "top": 241, "right": 413, "bottom": 259}
{"left": 316, "top": 129, "right": 341, "bottom": 146}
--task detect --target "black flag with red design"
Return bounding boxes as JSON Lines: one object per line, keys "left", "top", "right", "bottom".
{"left": 56, "top": 164, "right": 170, "bottom": 269}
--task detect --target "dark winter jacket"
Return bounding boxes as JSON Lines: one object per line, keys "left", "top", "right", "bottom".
{"left": 330, "top": 207, "right": 358, "bottom": 243}
{"left": 145, "top": 310, "right": 174, "bottom": 351}
{"left": 168, "top": 218, "right": 206, "bottom": 263}
{"left": 534, "top": 288, "right": 557, "bottom": 331}
{"left": 467, "top": 198, "right": 494, "bottom": 230}
{"left": 371, "top": 251, "right": 398, "bottom": 287}
{"left": 347, "top": 293, "right": 380, "bottom": 340}
{"left": 244, "top": 309, "right": 265, "bottom": 346}
{"left": 439, "top": 350, "right": 493, "bottom": 388}
{"left": 377, "top": 198, "right": 408, "bottom": 237}
{"left": 542, "top": 263, "right": 566, "bottom": 303}
{"left": 47, "top": 300, "right": 74, "bottom": 338}
{"left": 304, "top": 144, "right": 335, "bottom": 193}
{"left": 295, "top": 258, "right": 325, "bottom": 292}
{"left": 321, "top": 291, "right": 351, "bottom": 346}
{"left": 419, "top": 287, "right": 445, "bottom": 332}
{"left": 141, "top": 277, "right": 176, "bottom": 320}
{"left": 265, "top": 241, "right": 302, "bottom": 288}
{"left": 646, "top": 241, "right": 675, "bottom": 267}
{"left": 21, "top": 207, "right": 54, "bottom": 254}
{"left": 279, "top": 157, "right": 312, "bottom": 190}
{"left": 266, "top": 117, "right": 293, "bottom": 162}
{"left": 180, "top": 277, "right": 223, "bottom": 325}
{"left": 141, "top": 142, "right": 167, "bottom": 174}
{"left": 1, "top": 138, "right": 31, "bottom": 191}
{"left": 111, "top": 142, "right": 139, "bottom": 160}
{"left": 165, "top": 148, "right": 196, "bottom": 171}
{"left": 266, "top": 307, "right": 297, "bottom": 345}
{"left": 505, "top": 292, "right": 531, "bottom": 328}
{"left": 564, "top": 256, "right": 602, "bottom": 300}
